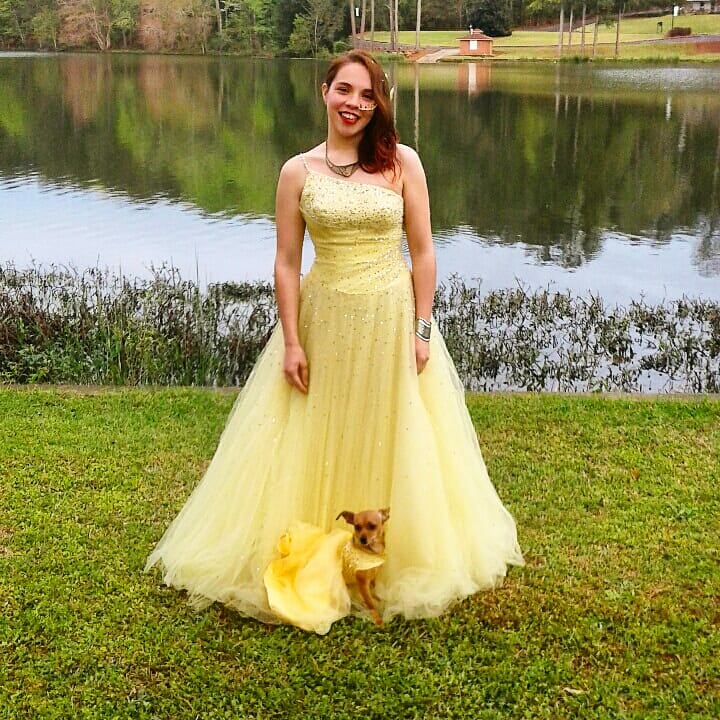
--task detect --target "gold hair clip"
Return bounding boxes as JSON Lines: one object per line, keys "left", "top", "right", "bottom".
{"left": 358, "top": 102, "right": 377, "bottom": 112}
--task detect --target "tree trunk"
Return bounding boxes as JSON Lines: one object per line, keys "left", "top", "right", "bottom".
{"left": 371, "top": 0, "right": 375, "bottom": 50}
{"left": 568, "top": 6, "right": 573, "bottom": 48}
{"left": 394, "top": 0, "right": 399, "bottom": 51}
{"left": 360, "top": 0, "right": 366, "bottom": 38}
{"left": 557, "top": 5, "right": 564, "bottom": 57}
{"left": 388, "top": 1, "right": 393, "bottom": 52}
{"left": 214, "top": 0, "right": 222, "bottom": 35}
{"left": 415, "top": 0, "right": 421, "bottom": 50}
{"left": 615, "top": 5, "right": 621, "bottom": 58}
{"left": 388, "top": 0, "right": 396, "bottom": 52}
{"left": 593, "top": 8, "right": 599, "bottom": 56}
{"left": 349, "top": 0, "right": 357, "bottom": 47}
{"left": 580, "top": 3, "right": 586, "bottom": 55}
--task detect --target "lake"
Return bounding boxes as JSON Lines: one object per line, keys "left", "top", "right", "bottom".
{"left": 1, "top": 54, "right": 719, "bottom": 304}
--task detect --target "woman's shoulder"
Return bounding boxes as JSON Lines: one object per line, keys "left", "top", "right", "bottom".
{"left": 279, "top": 145, "right": 324, "bottom": 180}
{"left": 395, "top": 144, "right": 426, "bottom": 191}
{"left": 397, "top": 143, "right": 420, "bottom": 163}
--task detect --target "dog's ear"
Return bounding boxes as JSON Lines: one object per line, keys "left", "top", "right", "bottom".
{"left": 380, "top": 508, "right": 390, "bottom": 522}
{"left": 336, "top": 511, "right": 355, "bottom": 524}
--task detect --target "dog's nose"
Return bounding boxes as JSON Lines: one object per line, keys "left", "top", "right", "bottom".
{"left": 359, "top": 536, "right": 368, "bottom": 545}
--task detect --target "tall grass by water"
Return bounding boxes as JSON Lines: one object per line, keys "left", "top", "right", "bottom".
{"left": 1, "top": 263, "right": 718, "bottom": 392}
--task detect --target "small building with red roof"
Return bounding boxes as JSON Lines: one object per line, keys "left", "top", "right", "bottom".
{"left": 458, "top": 28, "right": 494, "bottom": 57}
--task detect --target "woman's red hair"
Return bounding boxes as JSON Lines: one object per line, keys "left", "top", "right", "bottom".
{"left": 325, "top": 51, "right": 398, "bottom": 176}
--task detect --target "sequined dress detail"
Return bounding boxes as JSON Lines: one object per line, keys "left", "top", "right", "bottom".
{"left": 145, "top": 166, "right": 524, "bottom": 633}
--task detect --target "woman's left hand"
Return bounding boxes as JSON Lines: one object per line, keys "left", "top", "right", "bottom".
{"left": 415, "top": 336, "right": 430, "bottom": 374}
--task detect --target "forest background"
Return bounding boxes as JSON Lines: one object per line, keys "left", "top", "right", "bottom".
{"left": 0, "top": 0, "right": 686, "bottom": 57}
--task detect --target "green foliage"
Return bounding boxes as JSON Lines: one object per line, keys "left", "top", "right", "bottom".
{"left": 0, "top": 0, "right": 42, "bottom": 45}
{"left": 1, "top": 388, "right": 719, "bottom": 718}
{"left": 30, "top": 5, "right": 58, "bottom": 47}
{"left": 287, "top": 13, "right": 312, "bottom": 55}
{"left": 287, "top": 0, "right": 344, "bottom": 57}
{"left": 466, "top": 0, "right": 512, "bottom": 37}
{"left": 224, "top": 0, "right": 274, "bottom": 52}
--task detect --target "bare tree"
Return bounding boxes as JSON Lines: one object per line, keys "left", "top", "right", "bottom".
{"left": 415, "top": 0, "right": 421, "bottom": 50}
{"left": 348, "top": 0, "right": 356, "bottom": 47}
{"left": 58, "top": 0, "right": 113, "bottom": 50}
{"left": 557, "top": 4, "right": 563, "bottom": 56}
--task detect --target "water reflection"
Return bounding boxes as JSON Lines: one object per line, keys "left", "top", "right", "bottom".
{"left": 0, "top": 55, "right": 719, "bottom": 299}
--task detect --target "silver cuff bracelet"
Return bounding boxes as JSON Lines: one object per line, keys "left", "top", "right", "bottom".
{"left": 415, "top": 317, "right": 431, "bottom": 342}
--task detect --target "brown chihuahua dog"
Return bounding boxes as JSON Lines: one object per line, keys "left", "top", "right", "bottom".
{"left": 336, "top": 508, "right": 390, "bottom": 626}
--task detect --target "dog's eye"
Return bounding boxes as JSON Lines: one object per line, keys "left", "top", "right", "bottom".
{"left": 367, "top": 522, "right": 376, "bottom": 530}
{"left": 354, "top": 524, "right": 362, "bottom": 532}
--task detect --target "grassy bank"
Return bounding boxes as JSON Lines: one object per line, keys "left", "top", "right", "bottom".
{"left": 373, "top": 16, "right": 720, "bottom": 60}
{"left": 1, "top": 387, "right": 718, "bottom": 719}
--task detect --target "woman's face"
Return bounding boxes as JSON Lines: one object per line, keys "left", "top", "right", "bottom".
{"left": 322, "top": 62, "right": 376, "bottom": 140}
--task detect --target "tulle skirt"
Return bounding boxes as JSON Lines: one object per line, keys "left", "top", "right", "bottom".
{"left": 145, "top": 266, "right": 524, "bottom": 632}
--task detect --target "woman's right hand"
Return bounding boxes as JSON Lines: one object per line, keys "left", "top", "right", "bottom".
{"left": 283, "top": 344, "right": 309, "bottom": 394}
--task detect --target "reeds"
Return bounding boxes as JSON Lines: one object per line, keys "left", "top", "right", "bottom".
{"left": 0, "top": 264, "right": 276, "bottom": 386}
{"left": 1, "top": 264, "right": 718, "bottom": 393}
{"left": 435, "top": 277, "right": 720, "bottom": 393}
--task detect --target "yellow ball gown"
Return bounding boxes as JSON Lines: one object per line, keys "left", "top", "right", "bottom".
{"left": 145, "top": 165, "right": 524, "bottom": 634}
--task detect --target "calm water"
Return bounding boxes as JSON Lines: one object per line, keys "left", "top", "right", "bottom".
{"left": 1, "top": 54, "right": 719, "bottom": 303}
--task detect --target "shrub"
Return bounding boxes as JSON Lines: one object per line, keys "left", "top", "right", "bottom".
{"left": 666, "top": 26, "right": 691, "bottom": 37}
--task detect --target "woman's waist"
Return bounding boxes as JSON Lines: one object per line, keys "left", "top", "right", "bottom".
{"left": 304, "top": 254, "right": 410, "bottom": 294}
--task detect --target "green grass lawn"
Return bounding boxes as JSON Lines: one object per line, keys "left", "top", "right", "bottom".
{"left": 372, "top": 14, "right": 720, "bottom": 49}
{"left": 1, "top": 387, "right": 719, "bottom": 718}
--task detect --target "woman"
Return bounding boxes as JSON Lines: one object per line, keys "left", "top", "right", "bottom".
{"left": 146, "top": 51, "right": 523, "bottom": 634}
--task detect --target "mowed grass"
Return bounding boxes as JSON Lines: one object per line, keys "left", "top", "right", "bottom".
{"left": 1, "top": 387, "right": 719, "bottom": 719}
{"left": 374, "top": 14, "right": 720, "bottom": 48}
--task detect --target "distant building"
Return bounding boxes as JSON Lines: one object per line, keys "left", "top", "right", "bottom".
{"left": 458, "top": 29, "right": 493, "bottom": 57}
{"left": 685, "top": 0, "right": 718, "bottom": 12}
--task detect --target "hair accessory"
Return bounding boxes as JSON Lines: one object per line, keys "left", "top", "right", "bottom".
{"left": 325, "top": 146, "right": 360, "bottom": 178}
{"left": 415, "top": 317, "right": 431, "bottom": 342}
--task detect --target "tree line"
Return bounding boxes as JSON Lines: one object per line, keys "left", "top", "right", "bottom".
{"left": 0, "top": 0, "right": 671, "bottom": 54}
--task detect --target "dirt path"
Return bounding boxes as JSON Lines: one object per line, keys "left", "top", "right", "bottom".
{"left": 416, "top": 47, "right": 459, "bottom": 63}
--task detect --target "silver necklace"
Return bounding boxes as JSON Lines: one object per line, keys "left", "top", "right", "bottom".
{"left": 325, "top": 147, "right": 360, "bottom": 178}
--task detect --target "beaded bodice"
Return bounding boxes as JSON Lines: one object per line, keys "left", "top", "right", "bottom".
{"left": 299, "top": 171, "right": 407, "bottom": 294}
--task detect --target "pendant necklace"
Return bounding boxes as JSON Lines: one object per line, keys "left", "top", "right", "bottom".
{"left": 325, "top": 147, "right": 360, "bottom": 178}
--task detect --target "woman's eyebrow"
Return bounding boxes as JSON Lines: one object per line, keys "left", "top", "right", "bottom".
{"left": 335, "top": 81, "right": 373, "bottom": 92}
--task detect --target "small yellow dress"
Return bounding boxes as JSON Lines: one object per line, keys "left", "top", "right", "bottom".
{"left": 145, "top": 163, "right": 524, "bottom": 633}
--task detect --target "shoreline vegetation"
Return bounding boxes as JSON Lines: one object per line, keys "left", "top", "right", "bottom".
{"left": 2, "top": 263, "right": 718, "bottom": 393}
{"left": 2, "top": 10, "right": 720, "bottom": 62}
{"left": 1, "top": 388, "right": 718, "bottom": 718}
